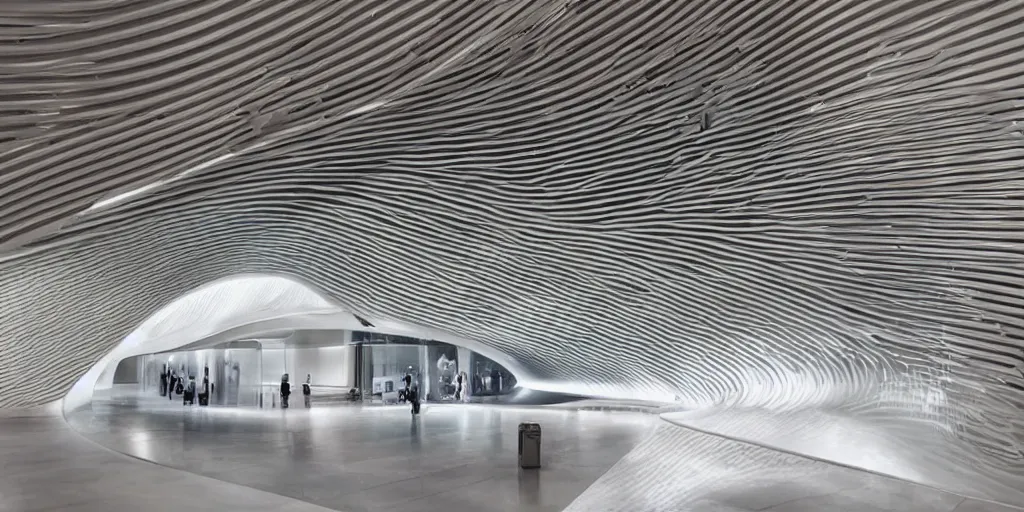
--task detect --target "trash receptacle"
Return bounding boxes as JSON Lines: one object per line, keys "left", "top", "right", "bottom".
{"left": 518, "top": 422, "right": 541, "bottom": 469}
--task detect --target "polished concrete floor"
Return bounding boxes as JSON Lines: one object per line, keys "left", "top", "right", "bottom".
{"left": 0, "top": 412, "right": 333, "bottom": 512}
{"left": 67, "top": 398, "right": 657, "bottom": 512}
{"left": 566, "top": 424, "right": 1024, "bottom": 512}
{"left": 8, "top": 395, "right": 1020, "bottom": 512}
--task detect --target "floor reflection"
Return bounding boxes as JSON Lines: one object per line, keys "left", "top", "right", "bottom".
{"left": 69, "top": 397, "right": 656, "bottom": 512}
{"left": 65, "top": 395, "right": 1021, "bottom": 512}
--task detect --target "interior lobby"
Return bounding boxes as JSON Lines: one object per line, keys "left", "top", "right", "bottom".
{"left": 1, "top": 1, "right": 1023, "bottom": 511}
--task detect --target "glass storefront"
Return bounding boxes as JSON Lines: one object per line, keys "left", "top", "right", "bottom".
{"left": 128, "top": 331, "right": 516, "bottom": 407}
{"left": 470, "top": 352, "right": 517, "bottom": 396}
{"left": 141, "top": 341, "right": 262, "bottom": 406}
{"left": 351, "top": 331, "right": 516, "bottom": 402}
{"left": 362, "top": 344, "right": 424, "bottom": 403}
{"left": 428, "top": 343, "right": 459, "bottom": 401}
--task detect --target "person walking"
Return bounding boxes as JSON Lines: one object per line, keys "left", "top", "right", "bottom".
{"left": 167, "top": 370, "right": 177, "bottom": 401}
{"left": 302, "top": 374, "right": 312, "bottom": 408}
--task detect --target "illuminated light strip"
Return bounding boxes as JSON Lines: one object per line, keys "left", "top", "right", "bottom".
{"left": 85, "top": 153, "right": 237, "bottom": 213}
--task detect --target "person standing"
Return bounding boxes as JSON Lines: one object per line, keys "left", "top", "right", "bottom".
{"left": 302, "top": 374, "right": 312, "bottom": 408}
{"left": 409, "top": 385, "right": 420, "bottom": 415}
{"left": 199, "top": 366, "right": 210, "bottom": 406}
{"left": 184, "top": 375, "right": 196, "bottom": 405}
{"left": 280, "top": 374, "right": 291, "bottom": 409}
{"left": 167, "top": 370, "right": 177, "bottom": 401}
{"left": 159, "top": 366, "right": 168, "bottom": 397}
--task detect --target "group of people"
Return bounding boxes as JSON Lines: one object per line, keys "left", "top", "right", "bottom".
{"left": 159, "top": 366, "right": 212, "bottom": 406}
{"left": 279, "top": 373, "right": 312, "bottom": 408}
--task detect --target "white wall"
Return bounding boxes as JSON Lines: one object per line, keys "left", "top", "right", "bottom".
{"left": 287, "top": 346, "right": 354, "bottom": 388}
{"left": 260, "top": 340, "right": 287, "bottom": 386}
{"left": 112, "top": 356, "right": 140, "bottom": 384}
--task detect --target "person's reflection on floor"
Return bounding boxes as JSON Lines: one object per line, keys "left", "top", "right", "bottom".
{"left": 409, "top": 409, "right": 422, "bottom": 451}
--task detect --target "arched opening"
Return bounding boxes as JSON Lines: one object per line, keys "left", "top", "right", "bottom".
{"left": 64, "top": 273, "right": 531, "bottom": 414}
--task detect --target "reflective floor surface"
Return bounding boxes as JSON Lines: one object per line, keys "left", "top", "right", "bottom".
{"left": 67, "top": 398, "right": 657, "bottom": 512}
{"left": 566, "top": 424, "right": 1023, "bottom": 512}
{"left": 8, "top": 396, "right": 1018, "bottom": 512}
{"left": 0, "top": 412, "right": 332, "bottom": 512}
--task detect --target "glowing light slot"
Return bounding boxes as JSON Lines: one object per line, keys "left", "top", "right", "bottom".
{"left": 85, "top": 153, "right": 236, "bottom": 213}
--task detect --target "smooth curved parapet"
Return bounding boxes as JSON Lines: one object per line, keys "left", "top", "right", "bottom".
{"left": 662, "top": 406, "right": 1024, "bottom": 505}
{"left": 1, "top": 0, "right": 1022, "bottom": 506}
{"left": 565, "top": 422, "right": 1024, "bottom": 512}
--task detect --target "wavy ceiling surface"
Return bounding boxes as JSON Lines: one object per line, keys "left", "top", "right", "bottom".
{"left": 0, "top": 0, "right": 1023, "bottom": 504}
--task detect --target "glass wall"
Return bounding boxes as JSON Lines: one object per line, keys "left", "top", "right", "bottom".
{"left": 470, "top": 352, "right": 517, "bottom": 396}
{"left": 132, "top": 331, "right": 518, "bottom": 406}
{"left": 141, "top": 344, "right": 262, "bottom": 406}
{"left": 362, "top": 344, "right": 423, "bottom": 403}
{"left": 427, "top": 343, "right": 459, "bottom": 401}
{"left": 351, "top": 331, "right": 517, "bottom": 402}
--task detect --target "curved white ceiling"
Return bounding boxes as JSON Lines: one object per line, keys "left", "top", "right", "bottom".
{"left": 123, "top": 274, "right": 340, "bottom": 348}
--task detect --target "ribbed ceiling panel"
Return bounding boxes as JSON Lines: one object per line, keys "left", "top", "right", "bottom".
{"left": 1, "top": 0, "right": 1022, "bottom": 503}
